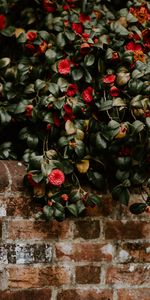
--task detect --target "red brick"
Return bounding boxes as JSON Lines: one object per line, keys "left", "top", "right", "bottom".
{"left": 85, "top": 195, "right": 116, "bottom": 217}
{"left": 6, "top": 195, "right": 35, "bottom": 217}
{"left": 7, "top": 219, "right": 72, "bottom": 240}
{"left": 57, "top": 289, "right": 113, "bottom": 300}
{"left": 118, "top": 288, "right": 150, "bottom": 300}
{"left": 105, "top": 220, "right": 150, "bottom": 239}
{"left": 8, "top": 266, "right": 71, "bottom": 288}
{"left": 0, "top": 289, "right": 52, "bottom": 300}
{"left": 76, "top": 266, "right": 101, "bottom": 284}
{"left": 56, "top": 242, "right": 114, "bottom": 262}
{"left": 106, "top": 265, "right": 150, "bottom": 286}
{"left": 117, "top": 241, "right": 150, "bottom": 263}
{"left": 74, "top": 220, "right": 100, "bottom": 239}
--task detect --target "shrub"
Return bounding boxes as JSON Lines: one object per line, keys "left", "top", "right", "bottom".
{"left": 0, "top": 0, "right": 150, "bottom": 220}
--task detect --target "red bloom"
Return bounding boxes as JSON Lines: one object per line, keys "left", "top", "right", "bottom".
{"left": 82, "top": 86, "right": 94, "bottom": 103}
{"left": 61, "top": 194, "right": 69, "bottom": 201}
{"left": 0, "top": 15, "right": 6, "bottom": 30}
{"left": 27, "top": 172, "right": 37, "bottom": 187}
{"left": 109, "top": 86, "right": 120, "bottom": 97}
{"left": 66, "top": 83, "right": 78, "bottom": 96}
{"left": 63, "top": 104, "right": 73, "bottom": 115}
{"left": 125, "top": 41, "right": 142, "bottom": 52}
{"left": 25, "top": 43, "right": 36, "bottom": 53}
{"left": 142, "top": 29, "right": 150, "bottom": 51}
{"left": 25, "top": 105, "right": 33, "bottom": 117}
{"left": 38, "top": 41, "right": 47, "bottom": 54}
{"left": 71, "top": 23, "right": 83, "bottom": 35}
{"left": 48, "top": 169, "right": 65, "bottom": 186}
{"left": 53, "top": 113, "right": 61, "bottom": 127}
{"left": 58, "top": 59, "right": 71, "bottom": 75}
{"left": 82, "top": 33, "right": 90, "bottom": 41}
{"left": 79, "top": 14, "right": 91, "bottom": 23}
{"left": 43, "top": 0, "right": 56, "bottom": 13}
{"left": 26, "top": 31, "right": 37, "bottom": 42}
{"left": 103, "top": 74, "right": 116, "bottom": 84}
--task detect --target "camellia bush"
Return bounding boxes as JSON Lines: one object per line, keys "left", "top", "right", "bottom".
{"left": 0, "top": 0, "right": 150, "bottom": 221}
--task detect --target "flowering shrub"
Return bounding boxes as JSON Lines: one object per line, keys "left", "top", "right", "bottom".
{"left": 0, "top": 0, "right": 150, "bottom": 220}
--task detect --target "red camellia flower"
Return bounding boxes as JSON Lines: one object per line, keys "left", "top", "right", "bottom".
{"left": 82, "top": 86, "right": 94, "bottom": 103}
{"left": 63, "top": 104, "right": 75, "bottom": 121}
{"left": 79, "top": 13, "right": 91, "bottom": 23}
{"left": 26, "top": 31, "right": 37, "bottom": 42}
{"left": 130, "top": 5, "right": 150, "bottom": 24}
{"left": 103, "top": 74, "right": 116, "bottom": 84}
{"left": 27, "top": 172, "right": 37, "bottom": 187}
{"left": 48, "top": 169, "right": 65, "bottom": 186}
{"left": 0, "top": 15, "right": 6, "bottom": 30}
{"left": 58, "top": 59, "right": 71, "bottom": 75}
{"left": 82, "top": 32, "right": 90, "bottom": 41}
{"left": 43, "top": 0, "right": 56, "bottom": 13}
{"left": 66, "top": 83, "right": 78, "bottom": 96}
{"left": 125, "top": 41, "right": 142, "bottom": 52}
{"left": 71, "top": 23, "right": 83, "bottom": 35}
{"left": 109, "top": 86, "right": 120, "bottom": 97}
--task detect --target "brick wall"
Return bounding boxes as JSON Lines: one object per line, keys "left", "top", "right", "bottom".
{"left": 0, "top": 160, "right": 150, "bottom": 300}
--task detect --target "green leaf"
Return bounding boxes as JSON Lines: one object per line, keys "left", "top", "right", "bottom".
{"left": 48, "top": 83, "right": 59, "bottom": 97}
{"left": 32, "top": 173, "right": 44, "bottom": 183}
{"left": 129, "top": 203, "right": 146, "bottom": 215}
{"left": 45, "top": 49, "right": 56, "bottom": 64}
{"left": 96, "top": 133, "right": 107, "bottom": 150}
{"left": 146, "top": 118, "right": 150, "bottom": 129}
{"left": 72, "top": 69, "right": 83, "bottom": 81}
{"left": 100, "top": 100, "right": 113, "bottom": 111}
{"left": 0, "top": 58, "right": 11, "bottom": 69}
{"left": 35, "top": 79, "right": 46, "bottom": 91}
{"left": 1, "top": 26, "right": 15, "bottom": 37}
{"left": 57, "top": 77, "right": 68, "bottom": 92}
{"left": 75, "top": 140, "right": 85, "bottom": 158}
{"left": 84, "top": 54, "right": 95, "bottom": 66}
{"left": 27, "top": 134, "right": 38, "bottom": 149}
{"left": 70, "top": 189, "right": 81, "bottom": 203}
{"left": 76, "top": 200, "right": 85, "bottom": 215}
{"left": 65, "top": 120, "right": 76, "bottom": 135}
{"left": 86, "top": 193, "right": 101, "bottom": 206}
{"left": 67, "top": 203, "right": 78, "bottom": 217}
{"left": 57, "top": 32, "right": 66, "bottom": 48}
{"left": 65, "top": 30, "right": 75, "bottom": 41}
{"left": 87, "top": 170, "right": 105, "bottom": 189}
{"left": 43, "top": 205, "right": 54, "bottom": 220}
{"left": 112, "top": 185, "right": 130, "bottom": 205}
{"left": 127, "top": 13, "right": 137, "bottom": 23}
{"left": 132, "top": 120, "right": 145, "bottom": 133}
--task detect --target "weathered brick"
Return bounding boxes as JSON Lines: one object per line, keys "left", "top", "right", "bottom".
{"left": 105, "top": 220, "right": 150, "bottom": 240}
{"left": 56, "top": 242, "right": 114, "bottom": 262}
{"left": 6, "top": 243, "right": 52, "bottom": 264}
{"left": 76, "top": 266, "right": 101, "bottom": 284}
{"left": 118, "top": 288, "right": 150, "bottom": 300}
{"left": 0, "top": 267, "right": 7, "bottom": 291}
{"left": 57, "top": 289, "right": 113, "bottom": 300}
{"left": 6, "top": 195, "right": 35, "bottom": 217}
{"left": 106, "top": 265, "right": 150, "bottom": 286}
{"left": 7, "top": 219, "right": 72, "bottom": 240}
{"left": 85, "top": 195, "right": 116, "bottom": 217}
{"left": 74, "top": 220, "right": 100, "bottom": 239}
{"left": 0, "top": 289, "right": 52, "bottom": 300}
{"left": 0, "top": 161, "right": 9, "bottom": 192}
{"left": 8, "top": 266, "right": 71, "bottom": 288}
{"left": 116, "top": 241, "right": 150, "bottom": 263}
{"left": 3, "top": 161, "right": 25, "bottom": 192}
